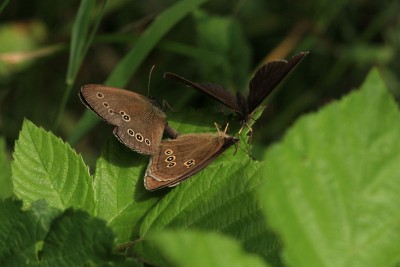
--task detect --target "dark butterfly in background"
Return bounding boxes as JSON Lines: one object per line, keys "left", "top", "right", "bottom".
{"left": 79, "top": 84, "right": 178, "bottom": 155}
{"left": 144, "top": 129, "right": 239, "bottom": 191}
{"left": 164, "top": 51, "right": 309, "bottom": 133}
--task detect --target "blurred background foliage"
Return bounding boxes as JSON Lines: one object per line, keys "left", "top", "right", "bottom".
{"left": 0, "top": 0, "right": 399, "bottom": 165}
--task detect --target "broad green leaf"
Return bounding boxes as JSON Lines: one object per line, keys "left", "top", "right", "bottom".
{"left": 12, "top": 120, "right": 95, "bottom": 213}
{"left": 141, "top": 230, "right": 270, "bottom": 267}
{"left": 0, "top": 199, "right": 59, "bottom": 266}
{"left": 259, "top": 69, "right": 400, "bottom": 267}
{"left": 94, "top": 139, "right": 159, "bottom": 243}
{"left": 40, "top": 209, "right": 115, "bottom": 266}
{"left": 137, "top": 150, "right": 281, "bottom": 264}
{"left": 0, "top": 137, "right": 12, "bottom": 199}
{"left": 194, "top": 11, "right": 251, "bottom": 91}
{"left": 69, "top": 0, "right": 210, "bottom": 145}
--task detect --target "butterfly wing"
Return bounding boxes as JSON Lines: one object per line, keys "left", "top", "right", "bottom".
{"left": 164, "top": 72, "right": 240, "bottom": 112}
{"left": 144, "top": 133, "right": 238, "bottom": 190}
{"left": 79, "top": 84, "right": 166, "bottom": 155}
{"left": 247, "top": 52, "right": 308, "bottom": 114}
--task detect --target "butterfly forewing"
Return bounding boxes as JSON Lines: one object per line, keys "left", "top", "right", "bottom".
{"left": 247, "top": 52, "right": 308, "bottom": 113}
{"left": 164, "top": 72, "right": 240, "bottom": 112}
{"left": 144, "top": 133, "right": 238, "bottom": 190}
{"left": 79, "top": 84, "right": 167, "bottom": 155}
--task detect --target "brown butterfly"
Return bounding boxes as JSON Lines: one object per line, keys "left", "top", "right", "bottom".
{"left": 144, "top": 130, "right": 239, "bottom": 191}
{"left": 79, "top": 84, "right": 177, "bottom": 155}
{"left": 164, "top": 52, "right": 308, "bottom": 132}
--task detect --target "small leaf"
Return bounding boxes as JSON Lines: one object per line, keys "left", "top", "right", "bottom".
{"left": 259, "top": 69, "right": 400, "bottom": 267}
{"left": 40, "top": 209, "right": 115, "bottom": 266}
{"left": 142, "top": 230, "right": 270, "bottom": 267}
{"left": 12, "top": 120, "right": 95, "bottom": 213}
{"left": 0, "top": 199, "right": 132, "bottom": 266}
{"left": 0, "top": 199, "right": 59, "bottom": 266}
{"left": 94, "top": 139, "right": 160, "bottom": 243}
{"left": 0, "top": 137, "right": 12, "bottom": 199}
{"left": 138, "top": 152, "right": 281, "bottom": 264}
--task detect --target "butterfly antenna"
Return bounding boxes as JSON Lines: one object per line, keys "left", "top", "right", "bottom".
{"left": 214, "top": 122, "right": 222, "bottom": 135}
{"left": 223, "top": 123, "right": 230, "bottom": 134}
{"left": 147, "top": 64, "right": 156, "bottom": 97}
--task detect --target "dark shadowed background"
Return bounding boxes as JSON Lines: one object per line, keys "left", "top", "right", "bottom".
{"left": 0, "top": 0, "right": 399, "bottom": 165}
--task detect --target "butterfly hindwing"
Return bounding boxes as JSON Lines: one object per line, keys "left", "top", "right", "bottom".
{"left": 144, "top": 133, "right": 238, "bottom": 190}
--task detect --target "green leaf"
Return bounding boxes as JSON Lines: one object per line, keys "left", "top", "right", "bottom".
{"left": 0, "top": 199, "right": 134, "bottom": 266}
{"left": 259, "top": 69, "right": 400, "bottom": 267}
{"left": 94, "top": 139, "right": 160, "bottom": 244}
{"left": 0, "top": 137, "right": 12, "bottom": 199}
{"left": 142, "top": 230, "right": 270, "bottom": 267}
{"left": 12, "top": 120, "right": 95, "bottom": 213}
{"left": 40, "top": 208, "right": 115, "bottom": 266}
{"left": 0, "top": 199, "right": 60, "bottom": 266}
{"left": 137, "top": 150, "right": 281, "bottom": 264}
{"left": 194, "top": 11, "right": 251, "bottom": 91}
{"left": 69, "top": 0, "right": 210, "bottom": 145}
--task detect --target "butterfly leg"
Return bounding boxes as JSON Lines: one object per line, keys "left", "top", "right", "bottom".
{"left": 245, "top": 122, "right": 253, "bottom": 143}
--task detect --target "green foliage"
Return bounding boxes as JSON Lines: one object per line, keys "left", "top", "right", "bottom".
{"left": 7, "top": 68, "right": 400, "bottom": 266}
{"left": 93, "top": 140, "right": 158, "bottom": 243}
{"left": 142, "top": 230, "right": 270, "bottom": 267}
{"left": 136, "top": 153, "right": 279, "bottom": 264}
{"left": 259, "top": 69, "right": 400, "bottom": 267}
{"left": 0, "top": 137, "right": 12, "bottom": 199}
{"left": 193, "top": 11, "right": 251, "bottom": 91}
{"left": 53, "top": 0, "right": 107, "bottom": 129}
{"left": 12, "top": 120, "right": 95, "bottom": 212}
{"left": 39, "top": 208, "right": 115, "bottom": 266}
{"left": 0, "top": 199, "right": 120, "bottom": 266}
{"left": 1, "top": 0, "right": 400, "bottom": 266}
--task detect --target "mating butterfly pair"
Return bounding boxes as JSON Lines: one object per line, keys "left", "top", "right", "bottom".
{"left": 79, "top": 52, "right": 308, "bottom": 190}
{"left": 79, "top": 85, "right": 237, "bottom": 191}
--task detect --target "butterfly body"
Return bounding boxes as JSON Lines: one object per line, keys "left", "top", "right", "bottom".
{"left": 144, "top": 132, "right": 238, "bottom": 190}
{"left": 80, "top": 84, "right": 175, "bottom": 155}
